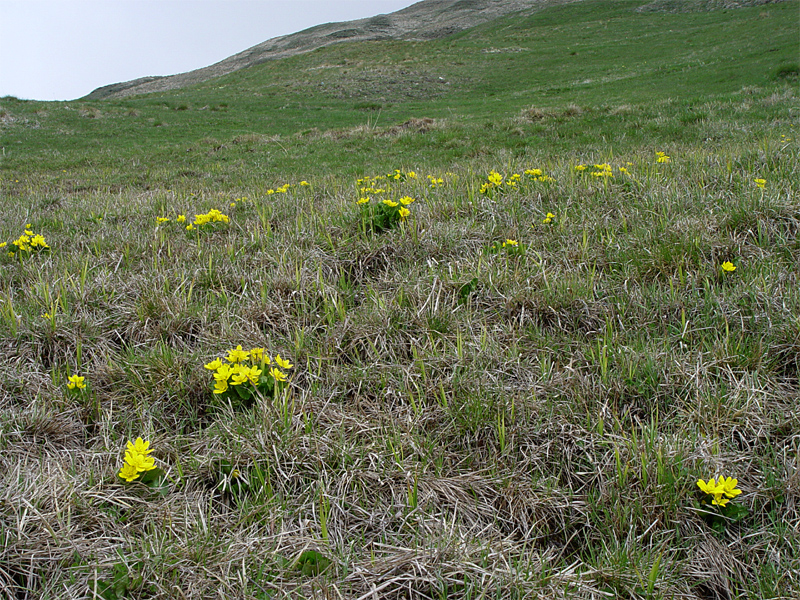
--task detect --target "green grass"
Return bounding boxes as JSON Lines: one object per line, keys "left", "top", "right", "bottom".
{"left": 0, "top": 1, "right": 799, "bottom": 598}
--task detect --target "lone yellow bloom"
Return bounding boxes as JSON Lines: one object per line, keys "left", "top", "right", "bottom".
{"left": 269, "top": 367, "right": 287, "bottom": 382}
{"left": 754, "top": 178, "right": 766, "bottom": 189}
{"left": 274, "top": 354, "right": 293, "bottom": 370}
{"left": 721, "top": 261, "right": 736, "bottom": 272}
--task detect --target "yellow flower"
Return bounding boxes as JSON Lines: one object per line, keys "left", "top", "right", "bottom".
{"left": 399, "top": 196, "right": 415, "bottom": 205}
{"left": 176, "top": 215, "right": 186, "bottom": 223}
{"left": 406, "top": 171, "right": 417, "bottom": 179}
{"left": 575, "top": 165, "right": 587, "bottom": 171}
{"left": 274, "top": 354, "right": 293, "bottom": 370}
{"left": 204, "top": 358, "right": 223, "bottom": 371}
{"left": 399, "top": 207, "right": 411, "bottom": 219}
{"left": 126, "top": 437, "right": 152, "bottom": 456}
{"left": 269, "top": 367, "right": 287, "bottom": 382}
{"left": 524, "top": 168, "right": 542, "bottom": 177}
{"left": 697, "top": 477, "right": 723, "bottom": 496}
{"left": 656, "top": 151, "right": 671, "bottom": 163}
{"left": 719, "top": 476, "right": 742, "bottom": 499}
{"left": 118, "top": 463, "right": 140, "bottom": 482}
{"left": 186, "top": 224, "right": 195, "bottom": 231}
{"left": 488, "top": 171, "right": 503, "bottom": 186}
{"left": 66, "top": 374, "right": 86, "bottom": 390}
{"left": 230, "top": 365, "right": 250, "bottom": 386}
{"left": 721, "top": 261, "right": 736, "bottom": 272}
{"left": 711, "top": 494, "right": 730, "bottom": 507}
{"left": 502, "top": 239, "right": 518, "bottom": 247}
{"left": 382, "top": 199, "right": 398, "bottom": 207}
{"left": 357, "top": 197, "right": 370, "bottom": 205}
{"left": 125, "top": 450, "right": 155, "bottom": 473}
{"left": 213, "top": 378, "right": 229, "bottom": 394}
{"left": 754, "top": 178, "right": 766, "bottom": 188}
{"left": 214, "top": 364, "right": 234, "bottom": 382}
{"left": 156, "top": 217, "right": 170, "bottom": 224}
{"left": 227, "top": 345, "right": 250, "bottom": 363}
{"left": 250, "top": 347, "right": 265, "bottom": 362}
{"left": 0, "top": 242, "right": 6, "bottom": 248}
{"left": 300, "top": 181, "right": 310, "bottom": 186}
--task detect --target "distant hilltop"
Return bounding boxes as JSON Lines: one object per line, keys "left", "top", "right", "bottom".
{"left": 83, "top": 0, "right": 573, "bottom": 100}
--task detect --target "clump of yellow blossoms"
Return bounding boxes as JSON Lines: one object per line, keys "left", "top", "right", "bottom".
{"left": 119, "top": 437, "right": 157, "bottom": 483}
{"left": 697, "top": 476, "right": 742, "bottom": 507}
{"left": 386, "top": 169, "right": 417, "bottom": 182}
{"left": 5, "top": 226, "right": 49, "bottom": 258}
{"left": 427, "top": 174, "right": 444, "bottom": 188}
{"left": 66, "top": 374, "right": 86, "bottom": 390}
{"left": 656, "top": 151, "right": 671, "bottom": 163}
{"left": 206, "top": 346, "right": 293, "bottom": 405}
{"left": 479, "top": 168, "right": 554, "bottom": 197}
{"left": 591, "top": 163, "right": 614, "bottom": 178}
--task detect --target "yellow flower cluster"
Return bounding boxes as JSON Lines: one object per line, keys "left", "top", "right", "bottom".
{"left": 386, "top": 169, "right": 417, "bottom": 181}
{"left": 656, "top": 151, "right": 671, "bottom": 163}
{"left": 185, "top": 209, "right": 230, "bottom": 231}
{"left": 591, "top": 163, "right": 614, "bottom": 178}
{"left": 119, "top": 437, "right": 156, "bottom": 483}
{"left": 542, "top": 212, "right": 556, "bottom": 224}
{"left": 66, "top": 374, "right": 86, "bottom": 390}
{"left": 266, "top": 184, "right": 292, "bottom": 195}
{"left": 697, "top": 476, "right": 741, "bottom": 507}
{"left": 7, "top": 226, "right": 49, "bottom": 256}
{"left": 205, "top": 346, "right": 293, "bottom": 395}
{"left": 480, "top": 168, "right": 554, "bottom": 196}
{"left": 355, "top": 172, "right": 416, "bottom": 229}
{"left": 427, "top": 174, "right": 444, "bottom": 188}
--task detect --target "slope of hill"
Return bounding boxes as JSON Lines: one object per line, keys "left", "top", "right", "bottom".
{"left": 84, "top": 0, "right": 576, "bottom": 100}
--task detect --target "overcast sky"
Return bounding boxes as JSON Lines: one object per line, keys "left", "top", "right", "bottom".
{"left": 0, "top": 0, "right": 417, "bottom": 101}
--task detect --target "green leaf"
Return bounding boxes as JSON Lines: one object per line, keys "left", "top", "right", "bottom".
{"left": 295, "top": 550, "right": 331, "bottom": 577}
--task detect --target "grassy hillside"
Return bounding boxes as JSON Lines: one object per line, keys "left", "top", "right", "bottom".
{"left": 0, "top": 1, "right": 799, "bottom": 598}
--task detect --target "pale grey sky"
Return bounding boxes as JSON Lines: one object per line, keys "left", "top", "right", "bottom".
{"left": 0, "top": 0, "right": 417, "bottom": 101}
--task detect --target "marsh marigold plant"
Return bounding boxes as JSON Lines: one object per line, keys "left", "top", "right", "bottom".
{"left": 205, "top": 346, "right": 293, "bottom": 406}
{"left": 119, "top": 437, "right": 156, "bottom": 483}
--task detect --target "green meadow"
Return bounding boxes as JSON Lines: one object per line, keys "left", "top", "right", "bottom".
{"left": 0, "top": 0, "right": 798, "bottom": 597}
